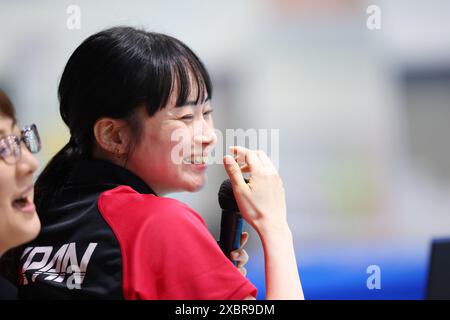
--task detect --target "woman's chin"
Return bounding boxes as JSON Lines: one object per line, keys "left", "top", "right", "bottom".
{"left": 20, "top": 216, "right": 41, "bottom": 243}
{"left": 184, "top": 177, "right": 207, "bottom": 192}
{"left": 6, "top": 217, "right": 41, "bottom": 251}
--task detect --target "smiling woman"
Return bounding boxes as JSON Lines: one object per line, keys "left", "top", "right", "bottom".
{"left": 0, "top": 89, "right": 41, "bottom": 299}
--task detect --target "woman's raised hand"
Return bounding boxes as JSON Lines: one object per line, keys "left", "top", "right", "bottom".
{"left": 223, "top": 146, "right": 288, "bottom": 235}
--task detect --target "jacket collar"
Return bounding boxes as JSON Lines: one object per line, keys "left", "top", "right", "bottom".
{"left": 67, "top": 158, "right": 156, "bottom": 195}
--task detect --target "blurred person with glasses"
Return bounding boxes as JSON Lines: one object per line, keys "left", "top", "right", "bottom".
{"left": 0, "top": 89, "right": 41, "bottom": 299}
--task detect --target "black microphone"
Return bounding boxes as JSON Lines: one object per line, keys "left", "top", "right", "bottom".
{"left": 218, "top": 179, "right": 245, "bottom": 265}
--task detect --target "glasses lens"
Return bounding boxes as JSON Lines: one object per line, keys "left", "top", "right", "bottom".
{"left": 22, "top": 124, "right": 41, "bottom": 154}
{"left": 0, "top": 139, "right": 12, "bottom": 162}
{"left": 0, "top": 136, "right": 21, "bottom": 164}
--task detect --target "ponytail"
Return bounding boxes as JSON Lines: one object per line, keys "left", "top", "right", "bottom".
{"left": 34, "top": 137, "right": 84, "bottom": 213}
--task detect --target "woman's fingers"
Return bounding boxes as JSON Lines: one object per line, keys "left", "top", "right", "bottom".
{"left": 229, "top": 247, "right": 248, "bottom": 276}
{"left": 239, "top": 232, "right": 249, "bottom": 249}
{"left": 224, "top": 146, "right": 287, "bottom": 233}
{"left": 230, "top": 233, "right": 250, "bottom": 278}
{"left": 231, "top": 152, "right": 251, "bottom": 173}
{"left": 230, "top": 146, "right": 260, "bottom": 172}
{"left": 230, "top": 146, "right": 276, "bottom": 177}
{"left": 231, "top": 249, "right": 249, "bottom": 269}
{"left": 223, "top": 155, "right": 247, "bottom": 190}
{"left": 230, "top": 232, "right": 249, "bottom": 260}
{"left": 238, "top": 267, "right": 247, "bottom": 277}
{"left": 256, "top": 150, "right": 276, "bottom": 171}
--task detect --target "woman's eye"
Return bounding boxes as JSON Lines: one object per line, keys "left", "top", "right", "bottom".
{"left": 0, "top": 144, "right": 9, "bottom": 158}
{"left": 203, "top": 110, "right": 213, "bottom": 117}
{"left": 179, "top": 110, "right": 213, "bottom": 121}
{"left": 180, "top": 114, "right": 194, "bottom": 120}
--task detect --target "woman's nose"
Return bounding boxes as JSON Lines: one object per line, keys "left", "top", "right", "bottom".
{"left": 16, "top": 146, "right": 38, "bottom": 177}
{"left": 193, "top": 122, "right": 217, "bottom": 147}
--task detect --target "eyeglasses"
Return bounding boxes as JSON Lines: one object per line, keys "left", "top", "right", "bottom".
{"left": 0, "top": 124, "right": 41, "bottom": 164}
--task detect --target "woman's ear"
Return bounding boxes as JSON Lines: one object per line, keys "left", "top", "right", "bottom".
{"left": 93, "top": 118, "right": 129, "bottom": 156}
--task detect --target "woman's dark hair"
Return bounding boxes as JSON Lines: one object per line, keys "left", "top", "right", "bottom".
{"left": 0, "top": 89, "right": 17, "bottom": 125}
{"left": 35, "top": 26, "right": 212, "bottom": 212}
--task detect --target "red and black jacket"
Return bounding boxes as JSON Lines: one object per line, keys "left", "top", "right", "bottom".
{"left": 18, "top": 159, "right": 257, "bottom": 299}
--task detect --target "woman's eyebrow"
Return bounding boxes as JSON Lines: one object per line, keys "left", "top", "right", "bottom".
{"left": 183, "top": 96, "right": 211, "bottom": 106}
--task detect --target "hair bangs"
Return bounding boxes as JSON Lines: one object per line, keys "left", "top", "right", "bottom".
{"left": 144, "top": 36, "right": 212, "bottom": 114}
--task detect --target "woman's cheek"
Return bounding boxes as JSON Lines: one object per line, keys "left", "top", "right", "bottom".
{"left": 169, "top": 132, "right": 192, "bottom": 164}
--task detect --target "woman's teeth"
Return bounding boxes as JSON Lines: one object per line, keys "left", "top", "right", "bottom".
{"left": 183, "top": 156, "right": 207, "bottom": 165}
